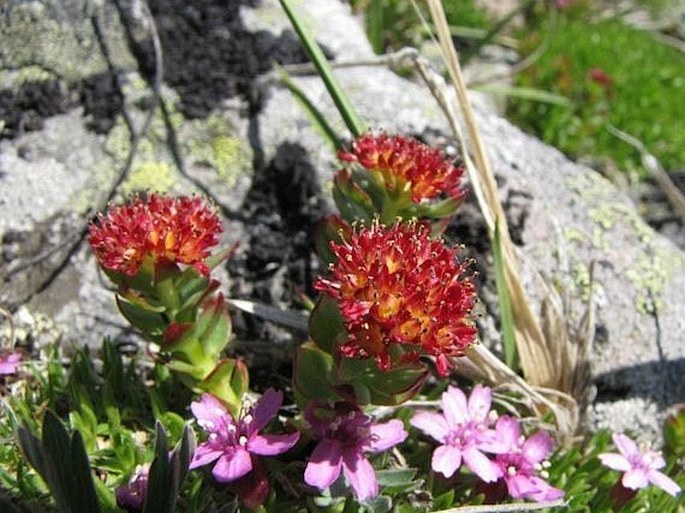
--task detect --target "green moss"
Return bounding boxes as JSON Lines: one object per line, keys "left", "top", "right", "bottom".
{"left": 510, "top": 16, "right": 685, "bottom": 174}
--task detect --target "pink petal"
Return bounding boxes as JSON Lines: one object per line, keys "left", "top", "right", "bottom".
{"left": 506, "top": 474, "right": 537, "bottom": 499}
{"left": 366, "top": 419, "right": 408, "bottom": 452}
{"left": 410, "top": 412, "right": 450, "bottom": 442}
{"left": 342, "top": 449, "right": 379, "bottom": 501}
{"left": 522, "top": 431, "right": 555, "bottom": 464}
{"left": 247, "top": 432, "right": 300, "bottom": 456}
{"left": 648, "top": 452, "right": 666, "bottom": 470}
{"left": 522, "top": 476, "right": 565, "bottom": 502}
{"left": 622, "top": 469, "right": 649, "bottom": 490}
{"left": 613, "top": 433, "right": 639, "bottom": 459}
{"left": 598, "top": 453, "right": 632, "bottom": 472}
{"left": 0, "top": 353, "right": 23, "bottom": 375}
{"left": 442, "top": 386, "right": 468, "bottom": 426}
{"left": 189, "top": 443, "right": 222, "bottom": 469}
{"left": 474, "top": 428, "right": 509, "bottom": 454}
{"left": 305, "top": 439, "right": 343, "bottom": 489}
{"left": 432, "top": 444, "right": 462, "bottom": 478}
{"left": 467, "top": 385, "right": 492, "bottom": 423}
{"left": 191, "top": 394, "right": 231, "bottom": 431}
{"left": 463, "top": 447, "right": 501, "bottom": 483}
{"left": 211, "top": 448, "right": 253, "bottom": 483}
{"left": 252, "top": 389, "right": 283, "bottom": 432}
{"left": 494, "top": 416, "right": 520, "bottom": 449}
{"left": 648, "top": 470, "right": 681, "bottom": 497}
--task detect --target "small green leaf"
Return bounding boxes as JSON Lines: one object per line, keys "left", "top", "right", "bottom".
{"left": 375, "top": 468, "right": 418, "bottom": 487}
{"left": 493, "top": 221, "right": 517, "bottom": 370}
{"left": 293, "top": 342, "right": 339, "bottom": 404}
{"left": 309, "top": 295, "right": 345, "bottom": 354}
{"left": 116, "top": 296, "right": 167, "bottom": 338}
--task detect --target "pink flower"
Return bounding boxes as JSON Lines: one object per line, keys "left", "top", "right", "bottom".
{"left": 304, "top": 402, "right": 408, "bottom": 501}
{"left": 599, "top": 433, "right": 681, "bottom": 497}
{"left": 0, "top": 351, "right": 22, "bottom": 375}
{"left": 411, "top": 385, "right": 504, "bottom": 482}
{"left": 116, "top": 464, "right": 149, "bottom": 511}
{"left": 189, "top": 390, "right": 300, "bottom": 483}
{"left": 492, "top": 416, "right": 564, "bottom": 502}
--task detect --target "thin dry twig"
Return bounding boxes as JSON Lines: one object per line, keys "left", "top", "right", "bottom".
{"left": 607, "top": 123, "right": 685, "bottom": 220}
{"left": 417, "top": 0, "right": 591, "bottom": 439}
{"left": 432, "top": 498, "right": 566, "bottom": 512}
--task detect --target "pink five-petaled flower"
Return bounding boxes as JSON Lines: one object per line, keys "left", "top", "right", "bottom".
{"left": 315, "top": 221, "right": 477, "bottom": 376}
{"left": 304, "top": 402, "right": 408, "bottom": 502}
{"left": 189, "top": 389, "right": 300, "bottom": 483}
{"left": 0, "top": 351, "right": 22, "bottom": 375}
{"left": 338, "top": 133, "right": 466, "bottom": 203}
{"left": 599, "top": 433, "right": 681, "bottom": 497}
{"left": 89, "top": 194, "right": 222, "bottom": 276}
{"left": 491, "top": 416, "right": 564, "bottom": 503}
{"left": 411, "top": 385, "right": 504, "bottom": 482}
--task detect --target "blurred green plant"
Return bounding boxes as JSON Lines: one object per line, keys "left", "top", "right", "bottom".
{"left": 351, "top": 0, "right": 492, "bottom": 54}
{"left": 509, "top": 15, "right": 685, "bottom": 174}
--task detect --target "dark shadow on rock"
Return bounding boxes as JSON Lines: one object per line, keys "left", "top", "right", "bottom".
{"left": 146, "top": 0, "right": 310, "bottom": 118}
{"left": 593, "top": 357, "right": 685, "bottom": 406}
{"left": 227, "top": 141, "right": 327, "bottom": 392}
{"left": 0, "top": 80, "right": 71, "bottom": 139}
{"left": 229, "top": 141, "right": 326, "bottom": 305}
{"left": 1, "top": 0, "right": 311, "bottom": 140}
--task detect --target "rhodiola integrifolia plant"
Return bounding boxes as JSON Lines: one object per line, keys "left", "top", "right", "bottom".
{"left": 7, "top": 133, "right": 681, "bottom": 511}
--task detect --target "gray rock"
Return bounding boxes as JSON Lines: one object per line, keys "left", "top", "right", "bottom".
{"left": 1, "top": 0, "right": 683, "bottom": 443}
{"left": 0, "top": 0, "right": 137, "bottom": 83}
{"left": 251, "top": 0, "right": 685, "bottom": 440}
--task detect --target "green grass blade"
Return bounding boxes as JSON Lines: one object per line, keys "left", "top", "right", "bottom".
{"left": 280, "top": 0, "right": 366, "bottom": 138}
{"left": 367, "top": 0, "right": 384, "bottom": 54}
{"left": 277, "top": 65, "right": 342, "bottom": 150}
{"left": 460, "top": 0, "right": 534, "bottom": 63}
{"left": 493, "top": 221, "right": 517, "bottom": 370}
{"left": 472, "top": 85, "right": 571, "bottom": 107}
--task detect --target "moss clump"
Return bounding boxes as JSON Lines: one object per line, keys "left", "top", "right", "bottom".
{"left": 509, "top": 16, "right": 685, "bottom": 174}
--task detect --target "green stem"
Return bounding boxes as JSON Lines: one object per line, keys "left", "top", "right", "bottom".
{"left": 280, "top": 0, "right": 366, "bottom": 137}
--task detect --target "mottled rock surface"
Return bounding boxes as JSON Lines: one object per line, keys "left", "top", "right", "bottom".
{"left": 1, "top": 0, "right": 683, "bottom": 440}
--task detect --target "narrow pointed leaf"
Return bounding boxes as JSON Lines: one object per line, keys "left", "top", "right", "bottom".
{"left": 280, "top": 0, "right": 365, "bottom": 137}
{"left": 493, "top": 221, "right": 517, "bottom": 370}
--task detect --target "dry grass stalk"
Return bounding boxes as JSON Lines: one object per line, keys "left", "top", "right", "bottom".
{"left": 607, "top": 124, "right": 685, "bottom": 220}
{"left": 419, "top": 0, "right": 598, "bottom": 437}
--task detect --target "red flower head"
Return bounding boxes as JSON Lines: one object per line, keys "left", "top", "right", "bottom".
{"left": 338, "top": 134, "right": 466, "bottom": 204}
{"left": 315, "top": 221, "right": 477, "bottom": 376}
{"left": 89, "top": 194, "right": 222, "bottom": 276}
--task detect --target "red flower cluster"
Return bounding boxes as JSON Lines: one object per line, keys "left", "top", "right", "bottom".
{"left": 89, "top": 195, "right": 222, "bottom": 276}
{"left": 315, "top": 222, "right": 477, "bottom": 376}
{"left": 338, "top": 134, "right": 466, "bottom": 203}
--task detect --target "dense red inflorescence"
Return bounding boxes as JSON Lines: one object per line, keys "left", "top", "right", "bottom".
{"left": 338, "top": 133, "right": 466, "bottom": 204}
{"left": 89, "top": 194, "right": 222, "bottom": 276}
{"left": 315, "top": 221, "right": 477, "bottom": 376}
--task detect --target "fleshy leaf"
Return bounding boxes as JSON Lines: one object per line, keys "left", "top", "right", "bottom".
{"left": 309, "top": 295, "right": 346, "bottom": 354}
